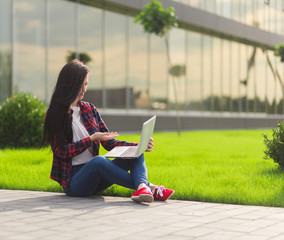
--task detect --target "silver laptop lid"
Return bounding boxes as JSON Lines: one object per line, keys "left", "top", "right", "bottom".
{"left": 136, "top": 116, "right": 156, "bottom": 156}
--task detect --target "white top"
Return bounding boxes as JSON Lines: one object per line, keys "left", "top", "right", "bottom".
{"left": 70, "top": 106, "right": 93, "bottom": 166}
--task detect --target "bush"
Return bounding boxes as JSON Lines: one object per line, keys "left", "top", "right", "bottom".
{"left": 0, "top": 93, "right": 46, "bottom": 148}
{"left": 263, "top": 121, "right": 284, "bottom": 167}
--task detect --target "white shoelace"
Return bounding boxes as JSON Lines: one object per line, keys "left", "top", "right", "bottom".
{"left": 152, "top": 186, "right": 165, "bottom": 197}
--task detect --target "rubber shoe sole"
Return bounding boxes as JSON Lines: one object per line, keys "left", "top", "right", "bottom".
{"left": 131, "top": 194, "right": 154, "bottom": 203}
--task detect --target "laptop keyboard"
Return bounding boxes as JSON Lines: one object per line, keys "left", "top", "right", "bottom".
{"left": 122, "top": 147, "right": 137, "bottom": 157}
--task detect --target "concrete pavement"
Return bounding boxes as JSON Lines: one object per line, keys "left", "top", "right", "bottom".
{"left": 1, "top": 189, "right": 284, "bottom": 240}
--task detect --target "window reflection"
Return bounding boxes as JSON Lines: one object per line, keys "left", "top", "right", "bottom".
{"left": 202, "top": 35, "right": 212, "bottom": 111}
{"left": 48, "top": 0, "right": 76, "bottom": 100}
{"left": 14, "top": 0, "right": 45, "bottom": 100}
{"left": 169, "top": 28, "right": 186, "bottom": 111}
{"left": 150, "top": 35, "right": 168, "bottom": 110}
{"left": 78, "top": 4, "right": 102, "bottom": 108}
{"left": 0, "top": 0, "right": 12, "bottom": 103}
{"left": 129, "top": 16, "right": 148, "bottom": 109}
{"left": 231, "top": 41, "right": 239, "bottom": 112}
{"left": 186, "top": 31, "right": 201, "bottom": 111}
{"left": 105, "top": 11, "right": 126, "bottom": 109}
{"left": 212, "top": 37, "right": 221, "bottom": 112}
{"left": 2, "top": 0, "right": 284, "bottom": 117}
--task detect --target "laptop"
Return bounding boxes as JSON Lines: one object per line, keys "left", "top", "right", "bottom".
{"left": 104, "top": 115, "right": 156, "bottom": 159}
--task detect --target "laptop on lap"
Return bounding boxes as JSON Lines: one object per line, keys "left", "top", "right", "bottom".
{"left": 104, "top": 116, "right": 156, "bottom": 159}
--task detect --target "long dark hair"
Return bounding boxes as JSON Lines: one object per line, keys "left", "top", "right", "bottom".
{"left": 41, "top": 59, "right": 89, "bottom": 148}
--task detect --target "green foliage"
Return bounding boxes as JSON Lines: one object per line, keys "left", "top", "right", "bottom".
{"left": 134, "top": 0, "right": 178, "bottom": 37}
{"left": 66, "top": 51, "right": 92, "bottom": 64}
{"left": 263, "top": 121, "right": 284, "bottom": 167}
{"left": 0, "top": 93, "right": 46, "bottom": 148}
{"left": 274, "top": 44, "right": 284, "bottom": 62}
{"left": 169, "top": 64, "right": 186, "bottom": 77}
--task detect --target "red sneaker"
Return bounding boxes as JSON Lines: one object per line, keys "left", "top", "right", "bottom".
{"left": 131, "top": 187, "right": 154, "bottom": 203}
{"left": 152, "top": 186, "right": 174, "bottom": 201}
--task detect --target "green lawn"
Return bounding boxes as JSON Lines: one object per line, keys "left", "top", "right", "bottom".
{"left": 1, "top": 129, "right": 284, "bottom": 207}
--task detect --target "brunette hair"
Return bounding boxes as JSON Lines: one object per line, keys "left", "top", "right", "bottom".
{"left": 41, "top": 59, "right": 89, "bottom": 147}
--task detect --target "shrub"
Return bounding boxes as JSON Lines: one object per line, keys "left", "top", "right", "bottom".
{"left": 0, "top": 92, "right": 46, "bottom": 148}
{"left": 263, "top": 121, "right": 284, "bottom": 167}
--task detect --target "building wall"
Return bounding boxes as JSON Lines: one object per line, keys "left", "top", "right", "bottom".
{"left": 0, "top": 0, "right": 284, "bottom": 131}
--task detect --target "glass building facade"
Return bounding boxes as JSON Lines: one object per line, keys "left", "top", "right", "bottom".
{"left": 1, "top": 0, "right": 284, "bottom": 130}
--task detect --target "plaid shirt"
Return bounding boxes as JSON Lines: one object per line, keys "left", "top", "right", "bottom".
{"left": 50, "top": 101, "right": 137, "bottom": 191}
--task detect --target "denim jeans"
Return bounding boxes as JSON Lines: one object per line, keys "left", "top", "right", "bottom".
{"left": 64, "top": 154, "right": 149, "bottom": 197}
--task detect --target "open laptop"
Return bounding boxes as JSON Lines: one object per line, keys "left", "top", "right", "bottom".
{"left": 104, "top": 115, "right": 156, "bottom": 159}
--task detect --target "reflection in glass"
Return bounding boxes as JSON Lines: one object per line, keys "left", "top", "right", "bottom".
{"left": 212, "top": 37, "right": 221, "bottom": 111}
{"left": 150, "top": 35, "right": 168, "bottom": 110}
{"left": 0, "top": 0, "right": 12, "bottom": 103}
{"left": 239, "top": 44, "right": 248, "bottom": 112}
{"left": 246, "top": 45, "right": 256, "bottom": 112}
{"left": 255, "top": 48, "right": 266, "bottom": 113}
{"left": 202, "top": 35, "right": 212, "bottom": 111}
{"left": 222, "top": 39, "right": 230, "bottom": 112}
{"left": 129, "top": 16, "right": 148, "bottom": 109}
{"left": 266, "top": 51, "right": 276, "bottom": 114}
{"left": 169, "top": 28, "right": 186, "bottom": 111}
{"left": 48, "top": 0, "right": 76, "bottom": 100}
{"left": 78, "top": 4, "right": 102, "bottom": 108}
{"left": 186, "top": 31, "right": 201, "bottom": 111}
{"left": 231, "top": 41, "right": 239, "bottom": 112}
{"left": 105, "top": 11, "right": 126, "bottom": 109}
{"left": 14, "top": 0, "right": 45, "bottom": 100}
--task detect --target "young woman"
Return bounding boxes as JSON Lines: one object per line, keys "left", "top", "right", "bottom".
{"left": 42, "top": 59, "right": 174, "bottom": 203}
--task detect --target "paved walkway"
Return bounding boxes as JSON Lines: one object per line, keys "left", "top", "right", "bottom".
{"left": 1, "top": 190, "right": 284, "bottom": 240}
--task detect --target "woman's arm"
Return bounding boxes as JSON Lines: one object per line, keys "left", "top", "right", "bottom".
{"left": 52, "top": 137, "right": 92, "bottom": 159}
{"left": 91, "top": 106, "right": 138, "bottom": 151}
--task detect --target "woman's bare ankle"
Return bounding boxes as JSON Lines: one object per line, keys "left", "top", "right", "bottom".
{"left": 149, "top": 183, "right": 158, "bottom": 190}
{"left": 137, "top": 183, "right": 147, "bottom": 190}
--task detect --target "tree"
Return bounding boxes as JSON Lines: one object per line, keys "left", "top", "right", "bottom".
{"left": 66, "top": 51, "right": 92, "bottom": 64}
{"left": 134, "top": 0, "right": 183, "bottom": 135}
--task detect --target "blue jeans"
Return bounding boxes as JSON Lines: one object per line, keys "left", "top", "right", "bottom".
{"left": 64, "top": 154, "right": 149, "bottom": 197}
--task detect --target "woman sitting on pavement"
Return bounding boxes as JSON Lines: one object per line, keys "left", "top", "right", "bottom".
{"left": 41, "top": 59, "right": 174, "bottom": 203}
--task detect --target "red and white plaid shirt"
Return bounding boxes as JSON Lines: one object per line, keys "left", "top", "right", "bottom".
{"left": 50, "top": 101, "right": 137, "bottom": 191}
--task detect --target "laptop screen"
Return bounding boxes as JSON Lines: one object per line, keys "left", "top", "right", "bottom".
{"left": 136, "top": 116, "right": 156, "bottom": 156}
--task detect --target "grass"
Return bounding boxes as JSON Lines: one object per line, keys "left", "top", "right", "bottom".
{"left": 1, "top": 129, "right": 284, "bottom": 207}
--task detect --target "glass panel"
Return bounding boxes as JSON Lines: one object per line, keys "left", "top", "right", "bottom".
{"left": 239, "top": 0, "right": 247, "bottom": 25}
{"left": 222, "top": 0, "right": 232, "bottom": 19}
{"left": 0, "top": 0, "right": 12, "bottom": 103}
{"left": 186, "top": 31, "right": 201, "bottom": 111}
{"left": 14, "top": 0, "right": 45, "bottom": 100}
{"left": 231, "top": 41, "right": 239, "bottom": 112}
{"left": 255, "top": 48, "right": 266, "bottom": 113}
{"left": 266, "top": 51, "right": 276, "bottom": 114}
{"left": 246, "top": 0, "right": 253, "bottom": 26}
{"left": 48, "top": 0, "right": 76, "bottom": 101}
{"left": 231, "top": 0, "right": 240, "bottom": 22}
{"left": 239, "top": 43, "right": 247, "bottom": 112}
{"left": 105, "top": 11, "right": 126, "bottom": 109}
{"left": 275, "top": 57, "right": 284, "bottom": 114}
{"left": 212, "top": 37, "right": 221, "bottom": 111}
{"left": 259, "top": 0, "right": 267, "bottom": 32}
{"left": 202, "top": 35, "right": 212, "bottom": 111}
{"left": 246, "top": 45, "right": 257, "bottom": 112}
{"left": 222, "top": 39, "right": 230, "bottom": 112}
{"left": 188, "top": 0, "right": 201, "bottom": 9}
{"left": 203, "top": 0, "right": 215, "bottom": 14}
{"left": 150, "top": 35, "right": 167, "bottom": 110}
{"left": 169, "top": 28, "right": 186, "bottom": 111}
{"left": 78, "top": 4, "right": 102, "bottom": 107}
{"left": 129, "top": 17, "right": 148, "bottom": 109}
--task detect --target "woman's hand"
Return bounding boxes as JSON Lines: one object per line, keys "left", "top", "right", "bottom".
{"left": 90, "top": 132, "right": 119, "bottom": 142}
{"left": 145, "top": 137, "right": 154, "bottom": 152}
